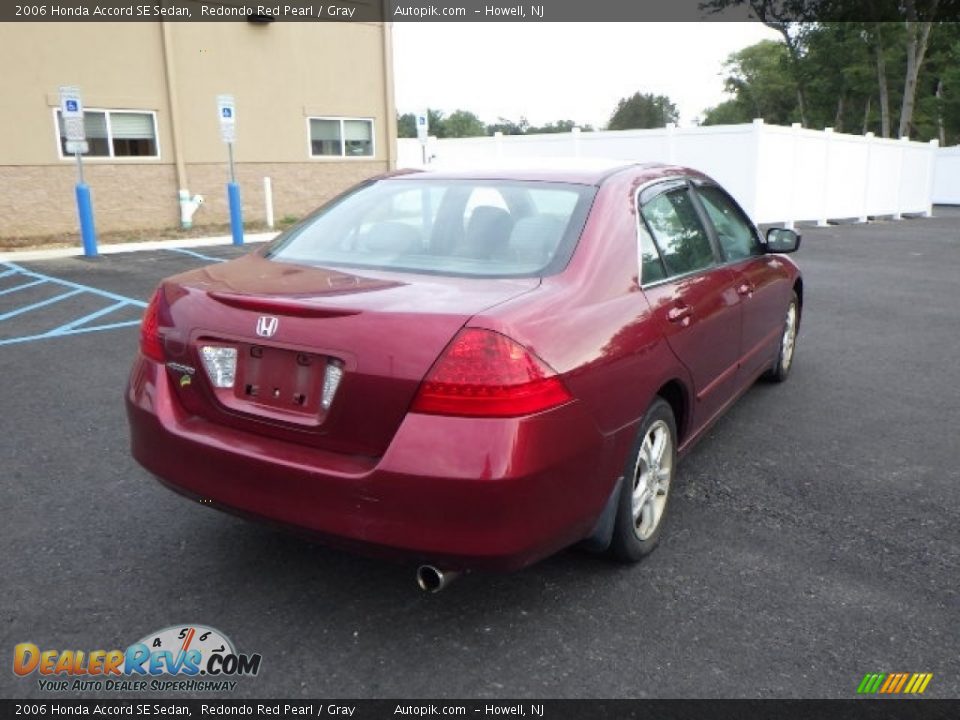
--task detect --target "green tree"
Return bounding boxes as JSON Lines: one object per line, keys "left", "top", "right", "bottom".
{"left": 940, "top": 39, "right": 960, "bottom": 144}
{"left": 802, "top": 22, "right": 876, "bottom": 133}
{"left": 397, "top": 112, "right": 416, "bottom": 139}
{"left": 701, "top": 99, "right": 752, "bottom": 125}
{"left": 396, "top": 110, "right": 448, "bottom": 138}
{"left": 527, "top": 119, "right": 577, "bottom": 134}
{"left": 486, "top": 116, "right": 530, "bottom": 135}
{"left": 608, "top": 93, "right": 679, "bottom": 130}
{"left": 917, "top": 23, "right": 960, "bottom": 145}
{"left": 708, "top": 40, "right": 800, "bottom": 125}
{"left": 443, "top": 109, "right": 486, "bottom": 138}
{"left": 701, "top": 0, "right": 950, "bottom": 138}
{"left": 426, "top": 109, "right": 448, "bottom": 139}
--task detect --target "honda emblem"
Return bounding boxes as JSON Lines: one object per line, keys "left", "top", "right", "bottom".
{"left": 256, "top": 316, "right": 279, "bottom": 338}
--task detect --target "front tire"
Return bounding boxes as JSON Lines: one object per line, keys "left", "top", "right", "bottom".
{"left": 766, "top": 291, "right": 799, "bottom": 383}
{"left": 610, "top": 398, "right": 677, "bottom": 563}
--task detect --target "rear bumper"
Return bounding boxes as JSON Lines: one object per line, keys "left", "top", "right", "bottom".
{"left": 125, "top": 356, "right": 612, "bottom": 571}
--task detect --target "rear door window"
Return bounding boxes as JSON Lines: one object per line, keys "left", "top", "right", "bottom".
{"left": 640, "top": 189, "right": 717, "bottom": 278}
{"left": 638, "top": 222, "right": 667, "bottom": 285}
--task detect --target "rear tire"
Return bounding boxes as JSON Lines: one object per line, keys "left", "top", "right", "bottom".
{"left": 610, "top": 398, "right": 677, "bottom": 563}
{"left": 765, "top": 291, "right": 800, "bottom": 383}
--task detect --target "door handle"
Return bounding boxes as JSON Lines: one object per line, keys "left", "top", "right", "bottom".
{"left": 736, "top": 282, "right": 755, "bottom": 297}
{"left": 667, "top": 304, "right": 693, "bottom": 324}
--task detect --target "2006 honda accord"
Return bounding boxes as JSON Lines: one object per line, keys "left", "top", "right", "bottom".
{"left": 126, "top": 162, "right": 802, "bottom": 590}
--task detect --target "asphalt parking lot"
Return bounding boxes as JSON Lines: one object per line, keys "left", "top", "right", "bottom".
{"left": 2, "top": 212, "right": 958, "bottom": 700}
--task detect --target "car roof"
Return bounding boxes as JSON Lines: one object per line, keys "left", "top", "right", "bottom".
{"left": 386, "top": 160, "right": 700, "bottom": 187}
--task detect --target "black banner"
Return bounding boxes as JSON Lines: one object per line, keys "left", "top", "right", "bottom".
{"left": 2, "top": 0, "right": 960, "bottom": 23}
{"left": 2, "top": 700, "right": 960, "bottom": 720}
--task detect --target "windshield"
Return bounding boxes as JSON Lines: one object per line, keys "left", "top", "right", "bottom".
{"left": 265, "top": 178, "right": 596, "bottom": 278}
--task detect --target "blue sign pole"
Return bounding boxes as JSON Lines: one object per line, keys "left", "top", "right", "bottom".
{"left": 226, "top": 142, "right": 243, "bottom": 246}
{"left": 75, "top": 184, "right": 97, "bottom": 257}
{"left": 74, "top": 151, "right": 98, "bottom": 257}
{"left": 227, "top": 182, "right": 243, "bottom": 246}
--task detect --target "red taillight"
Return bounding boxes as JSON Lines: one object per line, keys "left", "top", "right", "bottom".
{"left": 411, "top": 328, "right": 573, "bottom": 418}
{"left": 140, "top": 288, "right": 165, "bottom": 362}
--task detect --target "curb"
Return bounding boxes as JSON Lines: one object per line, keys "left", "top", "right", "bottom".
{"left": 0, "top": 232, "right": 280, "bottom": 263}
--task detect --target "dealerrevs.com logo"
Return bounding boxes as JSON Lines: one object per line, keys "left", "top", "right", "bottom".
{"left": 13, "top": 624, "right": 262, "bottom": 693}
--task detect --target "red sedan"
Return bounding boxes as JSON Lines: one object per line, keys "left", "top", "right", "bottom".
{"left": 126, "top": 163, "right": 802, "bottom": 590}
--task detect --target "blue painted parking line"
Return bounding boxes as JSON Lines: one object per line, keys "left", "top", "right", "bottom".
{"left": 48, "top": 319, "right": 141, "bottom": 336}
{"left": 167, "top": 247, "right": 226, "bottom": 263}
{"left": 51, "top": 301, "right": 129, "bottom": 334}
{"left": 0, "top": 279, "right": 46, "bottom": 296}
{"left": 0, "top": 289, "right": 83, "bottom": 322}
{"left": 2, "top": 262, "right": 148, "bottom": 308}
{"left": 0, "top": 261, "right": 147, "bottom": 346}
{"left": 0, "top": 320, "right": 142, "bottom": 347}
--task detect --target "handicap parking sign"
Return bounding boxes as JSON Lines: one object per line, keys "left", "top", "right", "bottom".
{"left": 59, "top": 86, "right": 84, "bottom": 120}
{"left": 416, "top": 110, "right": 429, "bottom": 144}
{"left": 216, "top": 94, "right": 236, "bottom": 143}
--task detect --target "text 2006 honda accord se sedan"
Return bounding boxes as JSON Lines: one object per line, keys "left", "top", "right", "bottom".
{"left": 126, "top": 162, "right": 802, "bottom": 590}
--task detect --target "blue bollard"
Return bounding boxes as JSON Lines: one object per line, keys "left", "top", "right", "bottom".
{"left": 227, "top": 181, "right": 243, "bottom": 246}
{"left": 75, "top": 183, "right": 98, "bottom": 258}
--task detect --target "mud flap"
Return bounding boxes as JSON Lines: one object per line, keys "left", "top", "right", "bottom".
{"left": 579, "top": 475, "right": 623, "bottom": 552}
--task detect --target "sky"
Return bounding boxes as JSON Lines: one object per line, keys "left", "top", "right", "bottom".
{"left": 392, "top": 23, "right": 780, "bottom": 128}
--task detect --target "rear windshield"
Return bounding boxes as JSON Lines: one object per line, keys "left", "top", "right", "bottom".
{"left": 264, "top": 178, "right": 596, "bottom": 278}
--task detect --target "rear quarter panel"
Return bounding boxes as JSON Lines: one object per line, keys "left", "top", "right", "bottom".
{"left": 469, "top": 168, "right": 694, "bottom": 508}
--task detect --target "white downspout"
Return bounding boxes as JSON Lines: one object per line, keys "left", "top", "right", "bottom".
{"left": 160, "top": 23, "right": 199, "bottom": 228}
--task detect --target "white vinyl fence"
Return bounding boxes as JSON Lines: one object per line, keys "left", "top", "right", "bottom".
{"left": 933, "top": 146, "right": 960, "bottom": 204}
{"left": 398, "top": 120, "right": 941, "bottom": 226}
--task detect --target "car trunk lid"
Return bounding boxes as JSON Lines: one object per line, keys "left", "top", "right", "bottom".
{"left": 158, "top": 253, "right": 539, "bottom": 457}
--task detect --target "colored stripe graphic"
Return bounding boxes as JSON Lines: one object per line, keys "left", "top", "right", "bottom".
{"left": 857, "top": 673, "right": 877, "bottom": 694}
{"left": 857, "top": 672, "right": 932, "bottom": 694}
{"left": 857, "top": 673, "right": 885, "bottom": 694}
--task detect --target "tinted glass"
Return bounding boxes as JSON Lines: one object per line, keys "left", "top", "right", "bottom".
{"left": 638, "top": 221, "right": 667, "bottom": 284}
{"left": 696, "top": 186, "right": 763, "bottom": 261}
{"left": 641, "top": 190, "right": 715, "bottom": 277}
{"left": 58, "top": 110, "right": 109, "bottom": 157}
{"left": 266, "top": 179, "right": 596, "bottom": 278}
{"left": 343, "top": 119, "right": 373, "bottom": 156}
{"left": 310, "top": 119, "right": 342, "bottom": 156}
{"left": 110, "top": 113, "right": 157, "bottom": 157}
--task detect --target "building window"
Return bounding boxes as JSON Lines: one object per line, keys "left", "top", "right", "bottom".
{"left": 309, "top": 117, "right": 374, "bottom": 158}
{"left": 56, "top": 109, "right": 158, "bottom": 158}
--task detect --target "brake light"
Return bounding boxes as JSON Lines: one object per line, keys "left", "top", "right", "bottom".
{"left": 140, "top": 288, "right": 165, "bottom": 362}
{"left": 411, "top": 328, "right": 573, "bottom": 418}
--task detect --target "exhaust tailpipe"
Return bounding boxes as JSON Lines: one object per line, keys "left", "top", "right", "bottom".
{"left": 416, "top": 565, "right": 461, "bottom": 593}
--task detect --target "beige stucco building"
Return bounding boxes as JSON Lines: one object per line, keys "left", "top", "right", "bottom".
{"left": 0, "top": 21, "right": 397, "bottom": 240}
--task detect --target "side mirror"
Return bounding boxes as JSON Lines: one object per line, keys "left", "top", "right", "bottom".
{"left": 766, "top": 227, "right": 801, "bottom": 254}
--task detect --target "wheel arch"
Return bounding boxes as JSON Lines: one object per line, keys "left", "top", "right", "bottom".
{"left": 655, "top": 378, "right": 689, "bottom": 446}
{"left": 581, "top": 376, "right": 690, "bottom": 552}
{"left": 793, "top": 277, "right": 804, "bottom": 323}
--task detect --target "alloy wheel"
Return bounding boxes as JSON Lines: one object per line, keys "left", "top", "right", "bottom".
{"left": 631, "top": 419, "right": 674, "bottom": 541}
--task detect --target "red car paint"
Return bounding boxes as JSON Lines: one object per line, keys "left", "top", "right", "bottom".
{"left": 126, "top": 163, "right": 802, "bottom": 571}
